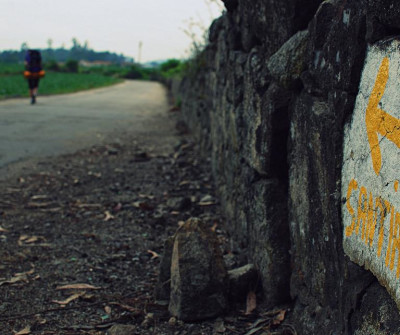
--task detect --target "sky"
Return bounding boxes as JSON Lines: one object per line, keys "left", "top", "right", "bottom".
{"left": 1, "top": 0, "right": 224, "bottom": 62}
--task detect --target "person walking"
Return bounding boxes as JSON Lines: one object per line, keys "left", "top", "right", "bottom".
{"left": 24, "top": 49, "right": 45, "bottom": 104}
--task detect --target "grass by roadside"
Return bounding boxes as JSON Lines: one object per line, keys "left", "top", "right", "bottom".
{"left": 0, "top": 62, "right": 21, "bottom": 75}
{"left": 0, "top": 72, "right": 122, "bottom": 100}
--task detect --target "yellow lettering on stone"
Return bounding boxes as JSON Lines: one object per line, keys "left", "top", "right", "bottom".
{"left": 344, "top": 176, "right": 400, "bottom": 281}
{"left": 356, "top": 186, "right": 368, "bottom": 236}
{"left": 365, "top": 192, "right": 375, "bottom": 245}
{"left": 396, "top": 213, "right": 400, "bottom": 278}
{"left": 385, "top": 205, "right": 395, "bottom": 268}
{"left": 345, "top": 179, "right": 358, "bottom": 237}
{"left": 366, "top": 57, "right": 400, "bottom": 175}
{"left": 378, "top": 199, "right": 391, "bottom": 257}
{"left": 388, "top": 211, "right": 400, "bottom": 277}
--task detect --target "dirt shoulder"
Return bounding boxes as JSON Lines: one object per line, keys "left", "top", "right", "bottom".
{"left": 0, "top": 108, "right": 294, "bottom": 334}
{"left": 0, "top": 107, "right": 216, "bottom": 334}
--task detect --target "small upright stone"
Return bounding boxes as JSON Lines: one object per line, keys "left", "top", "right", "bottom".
{"left": 169, "top": 218, "right": 228, "bottom": 321}
{"left": 154, "top": 236, "right": 174, "bottom": 302}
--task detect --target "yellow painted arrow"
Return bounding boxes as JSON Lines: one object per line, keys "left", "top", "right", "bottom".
{"left": 366, "top": 57, "right": 400, "bottom": 175}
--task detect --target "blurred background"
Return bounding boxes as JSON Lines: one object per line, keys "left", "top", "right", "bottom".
{"left": 0, "top": 0, "right": 223, "bottom": 99}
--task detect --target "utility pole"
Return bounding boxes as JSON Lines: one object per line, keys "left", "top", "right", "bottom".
{"left": 138, "top": 41, "right": 143, "bottom": 64}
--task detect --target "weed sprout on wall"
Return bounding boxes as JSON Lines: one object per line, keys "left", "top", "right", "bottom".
{"left": 181, "top": 0, "right": 224, "bottom": 59}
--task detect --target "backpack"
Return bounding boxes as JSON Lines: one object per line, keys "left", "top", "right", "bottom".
{"left": 27, "top": 50, "right": 42, "bottom": 70}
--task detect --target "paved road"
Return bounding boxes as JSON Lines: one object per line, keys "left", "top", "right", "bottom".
{"left": 0, "top": 80, "right": 169, "bottom": 173}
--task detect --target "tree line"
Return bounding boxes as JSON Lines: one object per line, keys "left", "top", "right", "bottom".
{"left": 0, "top": 39, "right": 133, "bottom": 64}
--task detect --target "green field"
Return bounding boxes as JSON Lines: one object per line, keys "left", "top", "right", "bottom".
{"left": 0, "top": 63, "right": 122, "bottom": 100}
{"left": 0, "top": 59, "right": 184, "bottom": 100}
{"left": 0, "top": 62, "right": 22, "bottom": 75}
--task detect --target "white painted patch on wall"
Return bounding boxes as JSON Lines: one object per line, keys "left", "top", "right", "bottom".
{"left": 342, "top": 37, "right": 400, "bottom": 308}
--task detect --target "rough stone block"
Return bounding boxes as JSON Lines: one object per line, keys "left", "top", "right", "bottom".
{"left": 246, "top": 179, "right": 291, "bottom": 307}
{"left": 169, "top": 218, "right": 228, "bottom": 321}
{"left": 350, "top": 282, "right": 400, "bottom": 334}
{"left": 237, "top": 0, "right": 321, "bottom": 56}
{"left": 367, "top": 0, "right": 400, "bottom": 31}
{"left": 289, "top": 92, "right": 344, "bottom": 334}
{"left": 267, "top": 30, "right": 309, "bottom": 89}
{"left": 306, "top": 0, "right": 367, "bottom": 95}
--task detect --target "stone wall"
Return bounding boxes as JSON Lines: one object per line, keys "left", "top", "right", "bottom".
{"left": 177, "top": 0, "right": 400, "bottom": 334}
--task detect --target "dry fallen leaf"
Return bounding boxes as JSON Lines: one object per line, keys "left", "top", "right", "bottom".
{"left": 25, "top": 236, "right": 40, "bottom": 244}
{"left": 75, "top": 203, "right": 102, "bottom": 208}
{"left": 245, "top": 291, "right": 257, "bottom": 315}
{"left": 104, "top": 211, "right": 115, "bottom": 221}
{"left": 27, "top": 201, "right": 53, "bottom": 208}
{"left": 272, "top": 309, "right": 286, "bottom": 325}
{"left": 198, "top": 201, "right": 215, "bottom": 206}
{"left": 110, "top": 302, "right": 141, "bottom": 314}
{"left": 15, "top": 325, "right": 31, "bottom": 335}
{"left": 0, "top": 276, "right": 27, "bottom": 286}
{"left": 39, "top": 207, "right": 62, "bottom": 213}
{"left": 18, "top": 235, "right": 45, "bottom": 246}
{"left": 35, "top": 316, "right": 47, "bottom": 325}
{"left": 0, "top": 226, "right": 8, "bottom": 233}
{"left": 113, "top": 203, "right": 122, "bottom": 212}
{"left": 52, "top": 293, "right": 83, "bottom": 306}
{"left": 244, "top": 326, "right": 264, "bottom": 335}
{"left": 0, "top": 267, "right": 35, "bottom": 286}
{"left": 6, "top": 187, "right": 20, "bottom": 193}
{"left": 139, "top": 194, "right": 155, "bottom": 200}
{"left": 82, "top": 293, "right": 95, "bottom": 300}
{"left": 214, "top": 318, "right": 226, "bottom": 333}
{"left": 56, "top": 283, "right": 101, "bottom": 290}
{"left": 14, "top": 268, "right": 35, "bottom": 277}
{"left": 133, "top": 201, "right": 154, "bottom": 210}
{"left": 82, "top": 232, "right": 98, "bottom": 239}
{"left": 88, "top": 171, "right": 102, "bottom": 178}
{"left": 147, "top": 250, "right": 160, "bottom": 259}
{"left": 30, "top": 195, "right": 50, "bottom": 200}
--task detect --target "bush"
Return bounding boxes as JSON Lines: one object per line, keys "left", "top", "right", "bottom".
{"left": 160, "top": 59, "right": 181, "bottom": 73}
{"left": 124, "top": 64, "right": 144, "bottom": 79}
{"left": 64, "top": 59, "right": 79, "bottom": 73}
{"left": 159, "top": 59, "right": 185, "bottom": 79}
{"left": 46, "top": 60, "right": 60, "bottom": 71}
